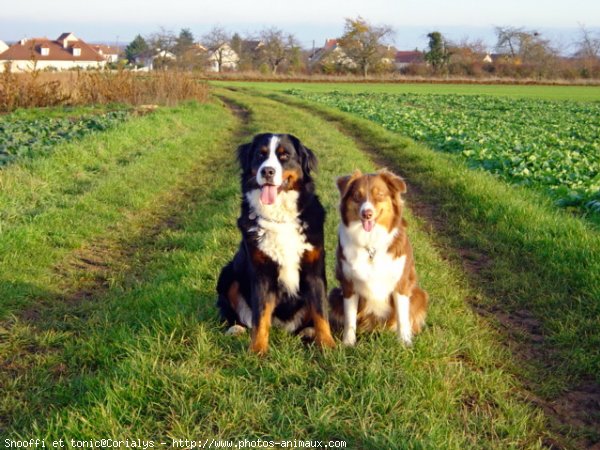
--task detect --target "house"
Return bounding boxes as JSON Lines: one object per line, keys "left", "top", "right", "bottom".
{"left": 241, "top": 40, "right": 263, "bottom": 55}
{"left": 207, "top": 43, "right": 239, "bottom": 72}
{"left": 0, "top": 40, "right": 8, "bottom": 54}
{"left": 379, "top": 45, "right": 396, "bottom": 68}
{"left": 92, "top": 44, "right": 120, "bottom": 63}
{"left": 134, "top": 49, "right": 176, "bottom": 70}
{"left": 0, "top": 32, "right": 106, "bottom": 72}
{"left": 309, "top": 39, "right": 356, "bottom": 72}
{"left": 395, "top": 51, "right": 425, "bottom": 69}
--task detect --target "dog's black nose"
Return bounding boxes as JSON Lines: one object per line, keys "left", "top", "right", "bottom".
{"left": 361, "top": 208, "right": 374, "bottom": 220}
{"left": 261, "top": 166, "right": 276, "bottom": 180}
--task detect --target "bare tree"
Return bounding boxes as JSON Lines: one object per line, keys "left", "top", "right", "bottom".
{"left": 494, "top": 26, "right": 558, "bottom": 77}
{"left": 574, "top": 24, "right": 600, "bottom": 77}
{"left": 495, "top": 26, "right": 529, "bottom": 57}
{"left": 202, "top": 26, "right": 232, "bottom": 72}
{"left": 258, "top": 28, "right": 299, "bottom": 74}
{"left": 337, "top": 17, "right": 394, "bottom": 77}
{"left": 494, "top": 26, "right": 554, "bottom": 59}
{"left": 575, "top": 24, "right": 600, "bottom": 59}
{"left": 146, "top": 27, "right": 177, "bottom": 53}
{"left": 145, "top": 28, "right": 177, "bottom": 69}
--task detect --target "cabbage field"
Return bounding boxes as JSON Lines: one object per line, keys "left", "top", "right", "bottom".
{"left": 290, "top": 91, "right": 600, "bottom": 214}
{"left": 0, "top": 110, "right": 129, "bottom": 167}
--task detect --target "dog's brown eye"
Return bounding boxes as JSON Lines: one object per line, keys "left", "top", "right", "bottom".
{"left": 352, "top": 190, "right": 362, "bottom": 202}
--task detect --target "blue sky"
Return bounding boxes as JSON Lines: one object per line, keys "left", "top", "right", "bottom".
{"left": 1, "top": 0, "right": 598, "bottom": 51}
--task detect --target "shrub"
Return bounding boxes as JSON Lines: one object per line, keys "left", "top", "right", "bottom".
{"left": 0, "top": 68, "right": 208, "bottom": 112}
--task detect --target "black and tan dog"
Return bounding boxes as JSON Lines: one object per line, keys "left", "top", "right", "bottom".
{"left": 217, "top": 133, "right": 335, "bottom": 354}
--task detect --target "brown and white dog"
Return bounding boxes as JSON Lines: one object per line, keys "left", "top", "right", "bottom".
{"left": 329, "top": 169, "right": 428, "bottom": 346}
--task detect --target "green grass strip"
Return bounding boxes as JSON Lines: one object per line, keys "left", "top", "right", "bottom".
{"left": 0, "top": 101, "right": 235, "bottom": 316}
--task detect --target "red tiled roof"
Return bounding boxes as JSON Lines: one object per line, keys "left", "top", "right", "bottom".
{"left": 324, "top": 39, "right": 338, "bottom": 50}
{"left": 0, "top": 34, "right": 104, "bottom": 62}
{"left": 57, "top": 32, "right": 74, "bottom": 41}
{"left": 395, "top": 51, "right": 424, "bottom": 64}
{"left": 93, "top": 44, "right": 119, "bottom": 56}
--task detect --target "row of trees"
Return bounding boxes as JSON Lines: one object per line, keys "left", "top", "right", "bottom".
{"left": 124, "top": 19, "right": 600, "bottom": 79}
{"left": 125, "top": 27, "right": 301, "bottom": 74}
{"left": 421, "top": 26, "right": 600, "bottom": 79}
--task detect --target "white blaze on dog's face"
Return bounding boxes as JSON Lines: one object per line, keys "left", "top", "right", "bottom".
{"left": 337, "top": 169, "right": 407, "bottom": 233}
{"left": 256, "top": 136, "right": 283, "bottom": 205}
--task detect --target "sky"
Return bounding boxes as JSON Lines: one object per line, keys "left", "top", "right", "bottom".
{"left": 1, "top": 0, "right": 599, "bottom": 52}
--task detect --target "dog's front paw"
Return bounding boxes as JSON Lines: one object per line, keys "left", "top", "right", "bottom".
{"left": 316, "top": 332, "right": 336, "bottom": 349}
{"left": 226, "top": 324, "right": 247, "bottom": 336}
{"left": 298, "top": 326, "right": 316, "bottom": 340}
{"left": 249, "top": 340, "right": 269, "bottom": 355}
{"left": 398, "top": 329, "right": 413, "bottom": 346}
{"left": 249, "top": 332, "right": 269, "bottom": 355}
{"left": 342, "top": 331, "right": 357, "bottom": 346}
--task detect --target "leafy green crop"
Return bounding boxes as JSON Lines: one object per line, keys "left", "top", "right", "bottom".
{"left": 291, "top": 91, "right": 600, "bottom": 214}
{"left": 0, "top": 111, "right": 129, "bottom": 167}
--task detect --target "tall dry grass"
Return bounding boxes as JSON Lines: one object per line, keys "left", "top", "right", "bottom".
{"left": 200, "top": 70, "right": 600, "bottom": 86}
{"left": 0, "top": 69, "right": 209, "bottom": 112}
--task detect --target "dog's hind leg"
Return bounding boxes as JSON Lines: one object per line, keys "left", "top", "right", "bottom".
{"left": 410, "top": 287, "right": 428, "bottom": 334}
{"left": 216, "top": 261, "right": 252, "bottom": 333}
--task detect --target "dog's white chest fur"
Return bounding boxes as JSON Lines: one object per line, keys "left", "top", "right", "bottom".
{"left": 340, "top": 221, "right": 406, "bottom": 318}
{"left": 247, "top": 189, "right": 312, "bottom": 296}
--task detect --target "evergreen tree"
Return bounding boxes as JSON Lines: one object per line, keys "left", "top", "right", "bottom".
{"left": 425, "top": 31, "right": 450, "bottom": 73}
{"left": 125, "top": 34, "right": 149, "bottom": 63}
{"left": 174, "top": 28, "right": 195, "bottom": 56}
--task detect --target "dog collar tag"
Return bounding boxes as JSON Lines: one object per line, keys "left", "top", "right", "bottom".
{"left": 367, "top": 246, "right": 376, "bottom": 260}
{"left": 249, "top": 212, "right": 257, "bottom": 220}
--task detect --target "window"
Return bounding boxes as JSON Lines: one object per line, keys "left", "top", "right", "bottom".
{"left": 40, "top": 47, "right": 49, "bottom": 56}
{"left": 73, "top": 48, "right": 81, "bottom": 57}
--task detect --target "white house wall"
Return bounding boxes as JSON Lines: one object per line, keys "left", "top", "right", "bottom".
{"left": 0, "top": 60, "right": 107, "bottom": 72}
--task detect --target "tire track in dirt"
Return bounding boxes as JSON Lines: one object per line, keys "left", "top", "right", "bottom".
{"left": 261, "top": 92, "right": 600, "bottom": 450}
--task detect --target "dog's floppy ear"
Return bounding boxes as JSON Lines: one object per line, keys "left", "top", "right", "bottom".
{"left": 289, "top": 134, "right": 317, "bottom": 175}
{"left": 236, "top": 142, "right": 252, "bottom": 170}
{"left": 301, "top": 145, "right": 318, "bottom": 175}
{"left": 336, "top": 169, "right": 362, "bottom": 195}
{"left": 378, "top": 168, "right": 407, "bottom": 194}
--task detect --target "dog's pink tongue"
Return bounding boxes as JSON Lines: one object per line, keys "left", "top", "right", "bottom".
{"left": 362, "top": 219, "right": 374, "bottom": 232}
{"left": 260, "top": 185, "right": 278, "bottom": 205}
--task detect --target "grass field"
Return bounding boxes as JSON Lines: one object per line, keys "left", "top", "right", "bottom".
{"left": 285, "top": 91, "right": 600, "bottom": 218}
{"left": 211, "top": 80, "right": 600, "bottom": 101}
{"left": 2, "top": 81, "right": 599, "bottom": 449}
